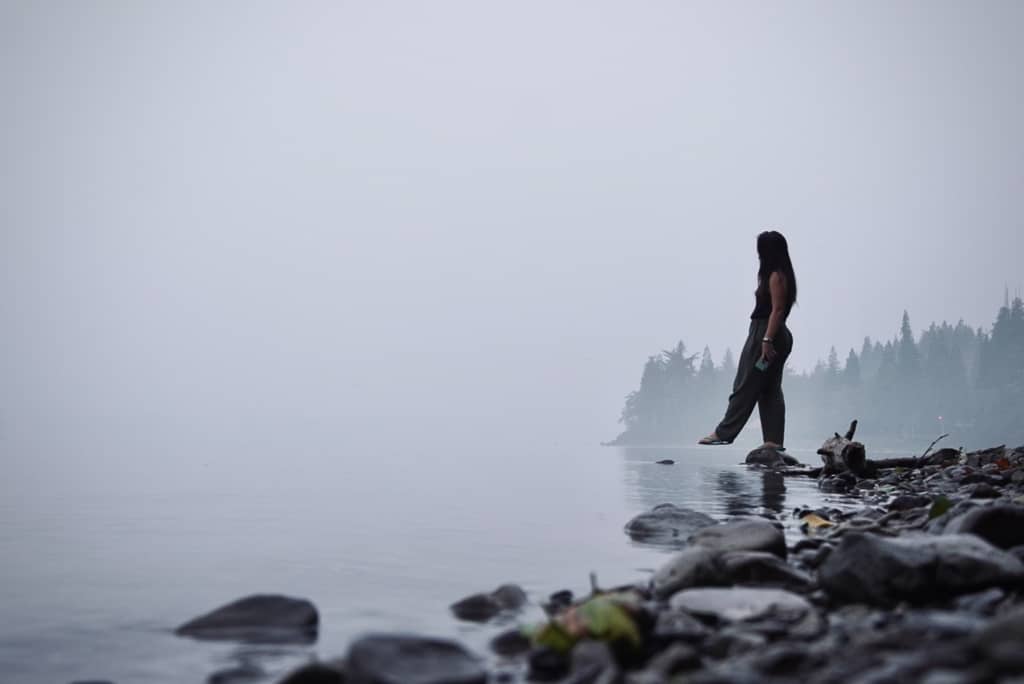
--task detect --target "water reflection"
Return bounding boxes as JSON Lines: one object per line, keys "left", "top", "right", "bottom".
{"left": 618, "top": 447, "right": 793, "bottom": 522}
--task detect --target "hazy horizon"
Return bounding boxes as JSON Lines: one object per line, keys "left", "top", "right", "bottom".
{"left": 3, "top": 1, "right": 1023, "bottom": 451}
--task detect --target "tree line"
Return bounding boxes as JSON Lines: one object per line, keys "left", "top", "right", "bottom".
{"left": 611, "top": 296, "right": 1024, "bottom": 448}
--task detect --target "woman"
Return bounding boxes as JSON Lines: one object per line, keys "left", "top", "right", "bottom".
{"left": 700, "top": 231, "right": 797, "bottom": 449}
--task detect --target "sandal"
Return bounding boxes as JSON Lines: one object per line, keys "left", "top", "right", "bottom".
{"left": 698, "top": 434, "right": 732, "bottom": 446}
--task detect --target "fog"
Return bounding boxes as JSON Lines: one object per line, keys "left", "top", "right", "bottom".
{"left": 3, "top": 1, "right": 1023, "bottom": 455}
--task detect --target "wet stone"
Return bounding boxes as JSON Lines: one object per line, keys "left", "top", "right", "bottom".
{"left": 943, "top": 504, "right": 1024, "bottom": 549}
{"left": 972, "top": 604, "right": 1024, "bottom": 673}
{"left": 490, "top": 629, "right": 532, "bottom": 657}
{"left": 688, "top": 518, "right": 787, "bottom": 559}
{"left": 566, "top": 640, "right": 616, "bottom": 684}
{"left": 528, "top": 647, "right": 570, "bottom": 682}
{"left": 277, "top": 662, "right": 346, "bottom": 684}
{"left": 669, "top": 587, "right": 820, "bottom": 638}
{"left": 818, "top": 532, "right": 1024, "bottom": 606}
{"left": 652, "top": 609, "right": 711, "bottom": 642}
{"left": 347, "top": 634, "right": 486, "bottom": 684}
{"left": 451, "top": 584, "right": 527, "bottom": 622}
{"left": 175, "top": 595, "right": 318, "bottom": 644}
{"left": 888, "top": 494, "right": 931, "bottom": 511}
{"left": 651, "top": 546, "right": 720, "bottom": 599}
{"left": 715, "top": 551, "right": 815, "bottom": 592}
{"left": 624, "top": 504, "right": 717, "bottom": 547}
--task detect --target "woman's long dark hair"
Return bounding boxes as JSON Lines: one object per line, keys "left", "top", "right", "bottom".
{"left": 756, "top": 230, "right": 797, "bottom": 315}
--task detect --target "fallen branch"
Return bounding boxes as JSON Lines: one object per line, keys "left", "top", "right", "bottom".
{"left": 920, "top": 433, "right": 950, "bottom": 461}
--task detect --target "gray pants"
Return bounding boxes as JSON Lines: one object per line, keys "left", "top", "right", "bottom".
{"left": 715, "top": 319, "right": 793, "bottom": 445}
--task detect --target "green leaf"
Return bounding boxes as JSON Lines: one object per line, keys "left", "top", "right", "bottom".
{"left": 576, "top": 596, "right": 641, "bottom": 649}
{"left": 530, "top": 621, "right": 576, "bottom": 653}
{"left": 928, "top": 495, "right": 952, "bottom": 519}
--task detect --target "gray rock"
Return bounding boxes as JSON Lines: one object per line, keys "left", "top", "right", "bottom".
{"left": 652, "top": 609, "right": 711, "bottom": 642}
{"left": 963, "top": 482, "right": 1001, "bottom": 498}
{"left": 964, "top": 445, "right": 1005, "bottom": 467}
{"left": 629, "top": 643, "right": 701, "bottom": 682}
{"left": 952, "top": 587, "right": 1006, "bottom": 615}
{"left": 888, "top": 494, "right": 932, "bottom": 511}
{"left": 277, "top": 661, "right": 345, "bottom": 684}
{"left": 703, "top": 627, "right": 769, "bottom": 658}
{"left": 972, "top": 604, "right": 1024, "bottom": 672}
{"left": 715, "top": 551, "right": 815, "bottom": 592}
{"left": 819, "top": 475, "right": 853, "bottom": 493}
{"left": 347, "top": 634, "right": 486, "bottom": 684}
{"left": 818, "top": 532, "right": 1024, "bottom": 606}
{"left": 624, "top": 504, "right": 717, "bottom": 547}
{"left": 175, "top": 595, "right": 318, "bottom": 644}
{"left": 208, "top": 662, "right": 264, "bottom": 683}
{"left": 689, "top": 518, "right": 786, "bottom": 558}
{"left": 450, "top": 584, "right": 526, "bottom": 622}
{"left": 745, "top": 447, "right": 786, "bottom": 467}
{"left": 669, "top": 587, "right": 820, "bottom": 638}
{"left": 651, "top": 546, "right": 721, "bottom": 598}
{"left": 566, "top": 640, "right": 617, "bottom": 684}
{"left": 944, "top": 504, "right": 1024, "bottom": 549}
{"left": 490, "top": 628, "right": 532, "bottom": 656}
{"left": 528, "top": 647, "right": 569, "bottom": 682}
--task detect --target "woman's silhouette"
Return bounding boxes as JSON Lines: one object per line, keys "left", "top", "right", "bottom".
{"left": 700, "top": 231, "right": 797, "bottom": 449}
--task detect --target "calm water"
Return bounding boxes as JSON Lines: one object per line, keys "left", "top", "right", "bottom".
{"left": 0, "top": 437, "right": 847, "bottom": 683}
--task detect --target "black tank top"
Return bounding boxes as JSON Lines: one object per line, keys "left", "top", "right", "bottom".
{"left": 751, "top": 272, "right": 790, "bottom": 319}
{"left": 753, "top": 286, "right": 770, "bottom": 321}
{"left": 751, "top": 275, "right": 773, "bottom": 319}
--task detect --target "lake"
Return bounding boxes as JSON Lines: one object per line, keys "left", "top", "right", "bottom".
{"left": 0, "top": 436, "right": 851, "bottom": 683}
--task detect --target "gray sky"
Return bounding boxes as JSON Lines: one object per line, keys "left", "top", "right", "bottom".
{"left": 2, "top": 1, "right": 1023, "bottom": 446}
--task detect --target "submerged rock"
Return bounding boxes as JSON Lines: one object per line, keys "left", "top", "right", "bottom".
{"left": 347, "top": 634, "right": 486, "bottom": 684}
{"left": 689, "top": 517, "right": 787, "bottom": 558}
{"left": 624, "top": 504, "right": 717, "bottom": 547}
{"left": 818, "top": 532, "right": 1024, "bottom": 606}
{"left": 450, "top": 584, "right": 527, "bottom": 622}
{"left": 175, "top": 595, "right": 318, "bottom": 644}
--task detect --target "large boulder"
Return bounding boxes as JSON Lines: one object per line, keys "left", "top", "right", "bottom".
{"left": 624, "top": 504, "right": 717, "bottom": 547}
{"left": 346, "top": 634, "right": 486, "bottom": 684}
{"left": 943, "top": 504, "right": 1024, "bottom": 550}
{"left": 175, "top": 595, "right": 318, "bottom": 643}
{"left": 818, "top": 532, "right": 1024, "bottom": 606}
{"left": 689, "top": 518, "right": 787, "bottom": 559}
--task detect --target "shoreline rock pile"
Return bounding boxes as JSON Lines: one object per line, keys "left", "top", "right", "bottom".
{"left": 184, "top": 439, "right": 1024, "bottom": 684}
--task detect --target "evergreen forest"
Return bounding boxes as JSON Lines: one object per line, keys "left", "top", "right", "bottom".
{"left": 611, "top": 297, "right": 1024, "bottom": 449}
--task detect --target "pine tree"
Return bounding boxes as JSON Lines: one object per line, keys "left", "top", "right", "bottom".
{"left": 843, "top": 348, "right": 861, "bottom": 387}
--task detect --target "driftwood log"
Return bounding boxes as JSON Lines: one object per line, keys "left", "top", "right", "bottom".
{"left": 818, "top": 420, "right": 867, "bottom": 476}
{"left": 816, "top": 420, "right": 958, "bottom": 479}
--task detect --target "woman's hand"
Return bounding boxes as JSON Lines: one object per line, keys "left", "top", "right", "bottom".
{"left": 761, "top": 340, "right": 776, "bottom": 363}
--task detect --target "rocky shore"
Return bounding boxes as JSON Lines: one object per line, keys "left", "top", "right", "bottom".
{"left": 174, "top": 439, "right": 1024, "bottom": 684}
